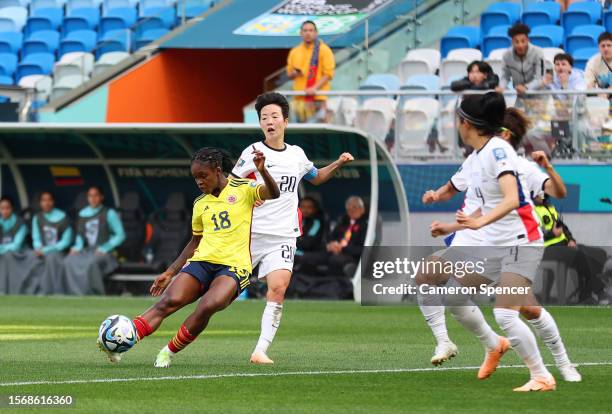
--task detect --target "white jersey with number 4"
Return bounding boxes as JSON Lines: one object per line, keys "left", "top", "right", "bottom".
{"left": 448, "top": 153, "right": 484, "bottom": 246}
{"left": 231, "top": 141, "right": 317, "bottom": 238}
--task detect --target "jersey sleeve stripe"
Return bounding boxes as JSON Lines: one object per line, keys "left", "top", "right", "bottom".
{"left": 193, "top": 194, "right": 205, "bottom": 204}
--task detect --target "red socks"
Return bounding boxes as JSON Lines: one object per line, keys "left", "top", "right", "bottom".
{"left": 133, "top": 316, "right": 153, "bottom": 341}
{"left": 167, "top": 324, "right": 196, "bottom": 353}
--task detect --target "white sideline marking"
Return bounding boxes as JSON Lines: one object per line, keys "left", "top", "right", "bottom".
{"left": 1, "top": 362, "right": 611, "bottom": 388}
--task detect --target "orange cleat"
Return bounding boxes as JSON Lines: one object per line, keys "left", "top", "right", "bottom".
{"left": 478, "top": 336, "right": 511, "bottom": 379}
{"left": 250, "top": 350, "right": 274, "bottom": 365}
{"left": 513, "top": 376, "right": 557, "bottom": 392}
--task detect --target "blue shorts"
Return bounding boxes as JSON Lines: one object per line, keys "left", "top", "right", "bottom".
{"left": 181, "top": 261, "right": 250, "bottom": 298}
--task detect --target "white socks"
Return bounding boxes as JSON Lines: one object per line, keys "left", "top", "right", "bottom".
{"left": 494, "top": 308, "right": 552, "bottom": 379}
{"left": 527, "top": 308, "right": 571, "bottom": 368}
{"left": 448, "top": 304, "right": 500, "bottom": 351}
{"left": 254, "top": 301, "right": 283, "bottom": 354}
{"left": 418, "top": 289, "right": 450, "bottom": 345}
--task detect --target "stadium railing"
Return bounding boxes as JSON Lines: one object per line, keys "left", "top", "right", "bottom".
{"left": 281, "top": 89, "right": 612, "bottom": 162}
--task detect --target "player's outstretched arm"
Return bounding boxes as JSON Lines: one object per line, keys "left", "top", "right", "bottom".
{"left": 252, "top": 147, "right": 280, "bottom": 200}
{"left": 532, "top": 151, "right": 567, "bottom": 199}
{"left": 308, "top": 152, "right": 354, "bottom": 185}
{"left": 422, "top": 181, "right": 458, "bottom": 204}
{"left": 150, "top": 235, "right": 202, "bottom": 296}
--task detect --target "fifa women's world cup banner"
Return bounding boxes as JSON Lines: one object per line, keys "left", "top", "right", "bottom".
{"left": 234, "top": 0, "right": 391, "bottom": 36}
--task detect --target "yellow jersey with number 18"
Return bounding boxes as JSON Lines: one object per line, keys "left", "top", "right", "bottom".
{"left": 189, "top": 177, "right": 262, "bottom": 273}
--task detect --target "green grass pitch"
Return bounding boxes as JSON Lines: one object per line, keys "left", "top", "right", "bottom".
{"left": 0, "top": 296, "right": 611, "bottom": 413}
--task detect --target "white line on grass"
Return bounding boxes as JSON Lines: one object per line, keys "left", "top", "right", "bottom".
{"left": 1, "top": 362, "right": 611, "bottom": 388}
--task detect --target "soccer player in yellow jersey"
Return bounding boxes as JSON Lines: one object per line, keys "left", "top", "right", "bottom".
{"left": 98, "top": 147, "right": 279, "bottom": 367}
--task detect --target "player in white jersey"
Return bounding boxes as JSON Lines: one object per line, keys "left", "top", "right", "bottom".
{"left": 421, "top": 107, "right": 580, "bottom": 382}
{"left": 418, "top": 93, "right": 556, "bottom": 391}
{"left": 231, "top": 92, "right": 354, "bottom": 364}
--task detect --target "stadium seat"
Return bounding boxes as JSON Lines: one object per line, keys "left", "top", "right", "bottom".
{"left": 605, "top": 10, "right": 612, "bottom": 32}
{"left": 30, "top": 0, "right": 63, "bottom": 11}
{"left": 66, "top": 0, "right": 102, "bottom": 12}
{"left": 0, "top": 0, "right": 21, "bottom": 7}
{"left": 59, "top": 29, "right": 97, "bottom": 56}
{"left": 22, "top": 30, "right": 60, "bottom": 56}
{"left": 486, "top": 48, "right": 506, "bottom": 76}
{"left": 397, "top": 97, "right": 440, "bottom": 155}
{"left": 565, "top": 24, "right": 605, "bottom": 55}
{"left": 62, "top": 7, "right": 101, "bottom": 34}
{"left": 18, "top": 73, "right": 52, "bottom": 101}
{"left": 96, "top": 29, "right": 130, "bottom": 56}
{"left": 99, "top": 7, "right": 137, "bottom": 37}
{"left": 403, "top": 74, "right": 440, "bottom": 91}
{"left": 139, "top": 6, "right": 177, "bottom": 30}
{"left": 185, "top": 4, "right": 210, "bottom": 19}
{"left": 0, "top": 7, "right": 27, "bottom": 32}
{"left": 522, "top": 2, "right": 561, "bottom": 28}
{"left": 115, "top": 192, "right": 147, "bottom": 263}
{"left": 562, "top": 1, "right": 602, "bottom": 35}
{"left": 134, "top": 28, "right": 168, "bottom": 49}
{"left": 398, "top": 48, "right": 441, "bottom": 83}
{"left": 0, "top": 53, "right": 17, "bottom": 77}
{"left": 480, "top": 2, "right": 521, "bottom": 36}
{"left": 0, "top": 31, "right": 22, "bottom": 54}
{"left": 54, "top": 51, "right": 94, "bottom": 78}
{"left": 15, "top": 52, "right": 55, "bottom": 82}
{"left": 440, "top": 26, "right": 480, "bottom": 58}
{"left": 440, "top": 49, "right": 479, "bottom": 84}
{"left": 140, "top": 0, "right": 174, "bottom": 10}
{"left": 50, "top": 73, "right": 86, "bottom": 100}
{"left": 24, "top": 8, "right": 64, "bottom": 36}
{"left": 92, "top": 50, "right": 128, "bottom": 75}
{"left": 102, "top": 0, "right": 137, "bottom": 13}
{"left": 573, "top": 47, "right": 599, "bottom": 70}
{"left": 530, "top": 25, "right": 564, "bottom": 48}
{"left": 482, "top": 25, "right": 511, "bottom": 57}
{"left": 0, "top": 74, "right": 13, "bottom": 85}
{"left": 361, "top": 73, "right": 401, "bottom": 92}
{"left": 146, "top": 193, "right": 190, "bottom": 269}
{"left": 447, "top": 47, "right": 483, "bottom": 62}
{"left": 355, "top": 97, "right": 397, "bottom": 143}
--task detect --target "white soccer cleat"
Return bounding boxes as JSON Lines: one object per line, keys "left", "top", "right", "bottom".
{"left": 558, "top": 364, "right": 582, "bottom": 382}
{"left": 250, "top": 350, "right": 274, "bottom": 365}
{"left": 431, "top": 341, "right": 458, "bottom": 366}
{"left": 97, "top": 339, "right": 122, "bottom": 363}
{"left": 154, "top": 346, "right": 174, "bottom": 368}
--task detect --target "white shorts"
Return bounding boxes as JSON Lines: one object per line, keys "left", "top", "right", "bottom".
{"left": 251, "top": 233, "right": 297, "bottom": 279}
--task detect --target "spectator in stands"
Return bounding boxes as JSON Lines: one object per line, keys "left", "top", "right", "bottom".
{"left": 0, "top": 197, "right": 39, "bottom": 294}
{"left": 498, "top": 23, "right": 545, "bottom": 95}
{"left": 32, "top": 191, "right": 73, "bottom": 295}
{"left": 536, "top": 53, "right": 586, "bottom": 100}
{"left": 287, "top": 20, "right": 336, "bottom": 123}
{"left": 585, "top": 32, "right": 612, "bottom": 93}
{"left": 295, "top": 196, "right": 327, "bottom": 263}
{"left": 63, "top": 186, "right": 125, "bottom": 295}
{"left": 450, "top": 61, "right": 499, "bottom": 92}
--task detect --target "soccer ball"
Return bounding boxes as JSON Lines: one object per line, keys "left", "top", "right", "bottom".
{"left": 98, "top": 315, "right": 137, "bottom": 353}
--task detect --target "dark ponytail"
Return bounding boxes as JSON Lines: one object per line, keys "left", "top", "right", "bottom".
{"left": 458, "top": 92, "right": 506, "bottom": 136}
{"left": 502, "top": 107, "right": 531, "bottom": 150}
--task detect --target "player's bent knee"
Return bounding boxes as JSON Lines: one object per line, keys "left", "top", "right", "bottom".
{"left": 520, "top": 306, "right": 541, "bottom": 320}
{"left": 156, "top": 295, "right": 183, "bottom": 314}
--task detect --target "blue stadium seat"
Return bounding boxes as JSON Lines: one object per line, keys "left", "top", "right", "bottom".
{"left": 0, "top": 7, "right": 28, "bottom": 32}
{"left": 403, "top": 74, "right": 440, "bottom": 90}
{"left": 66, "top": 0, "right": 100, "bottom": 12}
{"left": 440, "top": 26, "right": 480, "bottom": 58}
{"left": 185, "top": 4, "right": 210, "bottom": 19}
{"left": 482, "top": 25, "right": 511, "bottom": 57}
{"left": 562, "top": 1, "right": 602, "bottom": 35}
{"left": 30, "top": 0, "right": 63, "bottom": 11}
{"left": 62, "top": 7, "right": 101, "bottom": 34}
{"left": 58, "top": 29, "right": 97, "bottom": 56}
{"left": 96, "top": 28, "right": 130, "bottom": 57}
{"left": 604, "top": 10, "right": 612, "bottom": 32}
{"left": 480, "top": 2, "right": 521, "bottom": 36}
{"left": 522, "top": 2, "right": 561, "bottom": 28}
{"left": 15, "top": 52, "right": 55, "bottom": 81}
{"left": 0, "top": 31, "right": 23, "bottom": 54}
{"left": 573, "top": 47, "right": 599, "bottom": 70}
{"left": 530, "top": 25, "right": 564, "bottom": 48}
{"left": 99, "top": 7, "right": 137, "bottom": 36}
{"left": 102, "top": 0, "right": 137, "bottom": 13}
{"left": 140, "top": 0, "right": 173, "bottom": 12}
{"left": 22, "top": 30, "right": 60, "bottom": 56}
{"left": 0, "top": 0, "right": 21, "bottom": 7}
{"left": 565, "top": 24, "right": 605, "bottom": 55}
{"left": 140, "top": 6, "right": 177, "bottom": 29}
{"left": 0, "top": 53, "right": 18, "bottom": 76}
{"left": 361, "top": 73, "right": 401, "bottom": 91}
{"left": 24, "top": 8, "right": 64, "bottom": 36}
{"left": 0, "top": 75, "right": 13, "bottom": 85}
{"left": 134, "top": 27, "right": 167, "bottom": 49}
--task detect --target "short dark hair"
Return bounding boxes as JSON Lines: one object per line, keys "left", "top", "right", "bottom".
{"left": 255, "top": 92, "right": 290, "bottom": 120}
{"left": 191, "top": 147, "right": 232, "bottom": 173}
{"left": 458, "top": 92, "right": 506, "bottom": 136}
{"left": 39, "top": 191, "right": 55, "bottom": 201}
{"left": 598, "top": 32, "right": 612, "bottom": 44}
{"left": 553, "top": 53, "right": 574, "bottom": 67}
{"left": 301, "top": 20, "right": 317, "bottom": 31}
{"left": 502, "top": 107, "right": 531, "bottom": 150}
{"left": 467, "top": 61, "right": 493, "bottom": 76}
{"left": 0, "top": 196, "right": 13, "bottom": 206}
{"left": 508, "top": 23, "right": 530, "bottom": 39}
{"left": 88, "top": 186, "right": 104, "bottom": 197}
